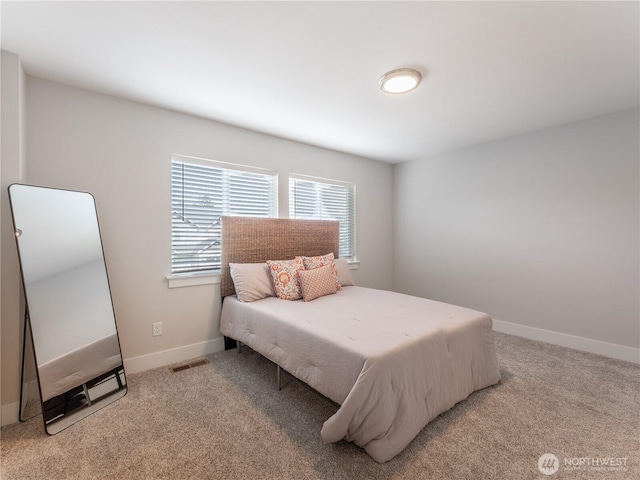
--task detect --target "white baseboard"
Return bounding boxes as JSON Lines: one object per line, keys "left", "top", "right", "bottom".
{"left": 1, "top": 339, "right": 226, "bottom": 427}
{"left": 1, "top": 380, "right": 39, "bottom": 427}
{"left": 22, "top": 379, "right": 39, "bottom": 404}
{"left": 123, "top": 337, "right": 226, "bottom": 374}
{"left": 493, "top": 319, "right": 640, "bottom": 364}
{"left": 1, "top": 402, "right": 20, "bottom": 427}
{"left": 4, "top": 327, "right": 635, "bottom": 426}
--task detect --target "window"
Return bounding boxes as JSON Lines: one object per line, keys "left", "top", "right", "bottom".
{"left": 171, "top": 156, "right": 277, "bottom": 274}
{"left": 289, "top": 174, "right": 355, "bottom": 259}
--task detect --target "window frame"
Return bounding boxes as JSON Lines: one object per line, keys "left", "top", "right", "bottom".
{"left": 288, "top": 173, "right": 356, "bottom": 261}
{"left": 168, "top": 154, "right": 278, "bottom": 286}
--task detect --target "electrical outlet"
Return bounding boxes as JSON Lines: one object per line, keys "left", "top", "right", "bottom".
{"left": 152, "top": 322, "right": 163, "bottom": 337}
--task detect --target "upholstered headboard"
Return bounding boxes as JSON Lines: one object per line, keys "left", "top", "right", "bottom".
{"left": 220, "top": 216, "right": 340, "bottom": 297}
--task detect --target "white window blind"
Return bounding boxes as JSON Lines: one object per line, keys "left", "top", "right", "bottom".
{"left": 289, "top": 174, "right": 355, "bottom": 259}
{"left": 171, "top": 156, "right": 277, "bottom": 274}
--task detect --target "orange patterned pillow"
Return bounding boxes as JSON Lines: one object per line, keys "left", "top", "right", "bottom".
{"left": 266, "top": 257, "right": 305, "bottom": 300}
{"left": 302, "top": 252, "right": 340, "bottom": 290}
{"left": 298, "top": 264, "right": 338, "bottom": 302}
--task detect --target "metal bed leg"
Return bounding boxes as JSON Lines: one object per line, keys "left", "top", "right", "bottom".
{"left": 277, "top": 365, "right": 282, "bottom": 391}
{"left": 237, "top": 341, "right": 242, "bottom": 354}
{"left": 83, "top": 383, "right": 92, "bottom": 406}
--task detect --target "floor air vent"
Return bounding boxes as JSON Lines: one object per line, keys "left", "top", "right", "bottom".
{"left": 171, "top": 358, "right": 210, "bottom": 373}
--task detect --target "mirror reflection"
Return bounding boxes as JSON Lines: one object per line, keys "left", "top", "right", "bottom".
{"left": 9, "top": 184, "right": 127, "bottom": 434}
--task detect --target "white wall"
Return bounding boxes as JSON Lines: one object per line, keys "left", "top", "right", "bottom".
{"left": 29, "top": 260, "right": 115, "bottom": 364}
{"left": 4, "top": 68, "right": 636, "bottom": 424}
{"left": 1, "top": 51, "right": 27, "bottom": 423}
{"left": 3, "top": 77, "right": 393, "bottom": 410}
{"left": 393, "top": 109, "right": 639, "bottom": 361}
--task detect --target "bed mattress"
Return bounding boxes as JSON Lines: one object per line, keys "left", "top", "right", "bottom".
{"left": 38, "top": 333, "right": 123, "bottom": 401}
{"left": 220, "top": 286, "right": 501, "bottom": 462}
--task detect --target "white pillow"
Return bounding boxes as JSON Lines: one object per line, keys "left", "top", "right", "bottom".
{"left": 335, "top": 258, "right": 355, "bottom": 287}
{"left": 229, "top": 263, "right": 275, "bottom": 302}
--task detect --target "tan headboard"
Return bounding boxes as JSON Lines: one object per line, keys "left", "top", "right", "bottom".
{"left": 220, "top": 216, "right": 340, "bottom": 297}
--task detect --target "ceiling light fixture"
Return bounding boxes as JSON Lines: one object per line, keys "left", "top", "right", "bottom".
{"left": 379, "top": 68, "right": 422, "bottom": 94}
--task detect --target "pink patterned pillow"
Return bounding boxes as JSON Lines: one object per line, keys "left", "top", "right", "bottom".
{"left": 298, "top": 264, "right": 338, "bottom": 302}
{"left": 266, "top": 257, "right": 304, "bottom": 300}
{"left": 302, "top": 252, "right": 340, "bottom": 290}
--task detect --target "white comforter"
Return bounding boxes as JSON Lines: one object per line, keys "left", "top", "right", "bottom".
{"left": 220, "top": 286, "right": 501, "bottom": 462}
{"left": 38, "top": 333, "right": 123, "bottom": 401}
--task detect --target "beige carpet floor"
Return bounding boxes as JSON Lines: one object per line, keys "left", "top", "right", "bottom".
{"left": 1, "top": 332, "right": 638, "bottom": 479}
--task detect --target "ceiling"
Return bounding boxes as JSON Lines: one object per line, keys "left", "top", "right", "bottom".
{"left": 2, "top": 1, "right": 638, "bottom": 163}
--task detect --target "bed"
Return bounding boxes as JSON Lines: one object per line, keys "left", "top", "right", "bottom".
{"left": 38, "top": 333, "right": 123, "bottom": 402}
{"left": 219, "top": 216, "right": 501, "bottom": 462}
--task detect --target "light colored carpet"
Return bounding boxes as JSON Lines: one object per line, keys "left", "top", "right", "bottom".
{"left": 1, "top": 332, "right": 638, "bottom": 479}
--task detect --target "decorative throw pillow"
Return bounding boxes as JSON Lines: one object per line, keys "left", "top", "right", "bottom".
{"left": 229, "top": 263, "right": 275, "bottom": 302}
{"left": 302, "top": 252, "right": 340, "bottom": 290}
{"left": 334, "top": 258, "right": 355, "bottom": 287}
{"left": 266, "top": 257, "right": 305, "bottom": 300}
{"left": 298, "top": 264, "right": 338, "bottom": 302}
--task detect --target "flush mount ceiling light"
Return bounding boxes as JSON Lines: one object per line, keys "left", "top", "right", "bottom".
{"left": 379, "top": 68, "right": 422, "bottom": 94}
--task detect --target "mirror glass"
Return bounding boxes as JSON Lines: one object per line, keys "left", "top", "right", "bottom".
{"left": 9, "top": 184, "right": 127, "bottom": 434}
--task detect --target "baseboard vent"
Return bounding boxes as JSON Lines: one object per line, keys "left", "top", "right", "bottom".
{"left": 171, "top": 358, "right": 210, "bottom": 373}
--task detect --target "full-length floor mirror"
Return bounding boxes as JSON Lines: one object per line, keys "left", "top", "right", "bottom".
{"left": 9, "top": 184, "right": 127, "bottom": 434}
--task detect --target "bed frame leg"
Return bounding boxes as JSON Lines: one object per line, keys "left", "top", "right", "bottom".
{"left": 83, "top": 384, "right": 92, "bottom": 406}
{"left": 237, "top": 341, "right": 242, "bottom": 354}
{"left": 277, "top": 365, "right": 282, "bottom": 391}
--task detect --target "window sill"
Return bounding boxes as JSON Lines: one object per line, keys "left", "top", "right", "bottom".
{"left": 166, "top": 271, "right": 221, "bottom": 289}
{"left": 347, "top": 258, "right": 360, "bottom": 270}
